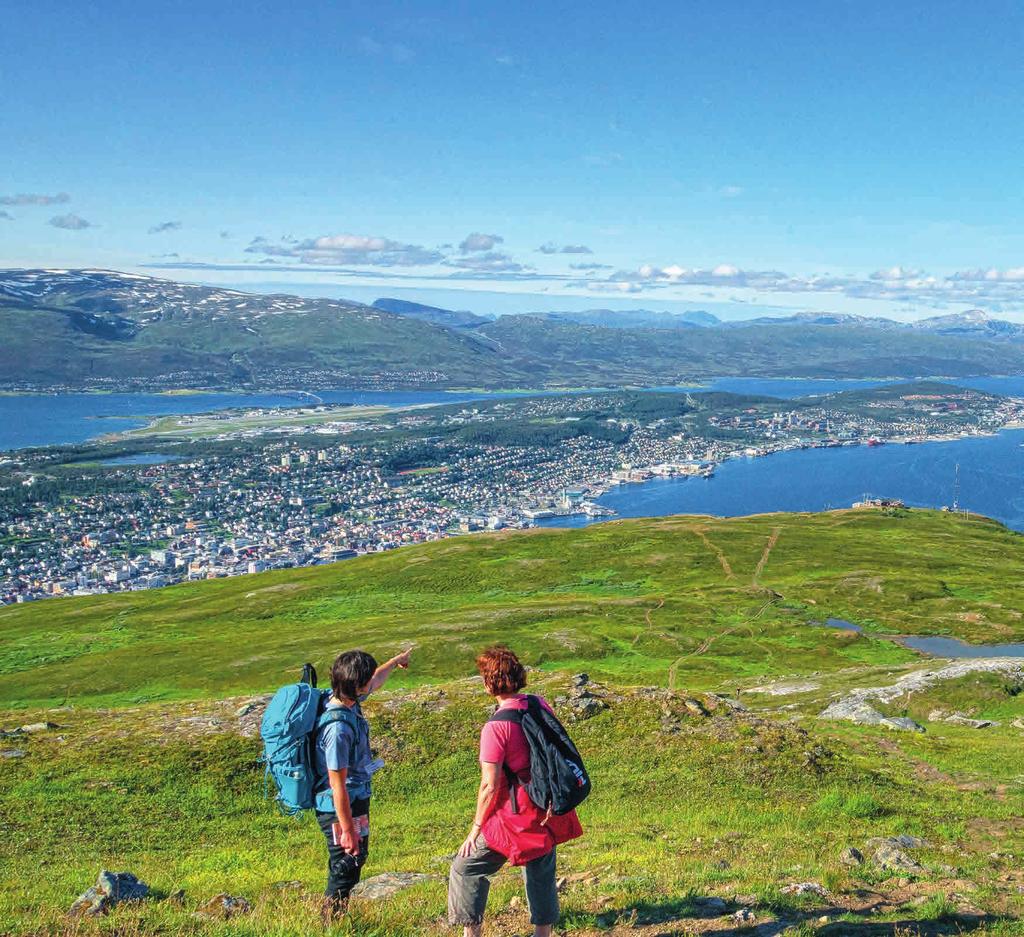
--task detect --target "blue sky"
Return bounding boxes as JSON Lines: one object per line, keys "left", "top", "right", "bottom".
{"left": 4, "top": 0, "right": 1024, "bottom": 319}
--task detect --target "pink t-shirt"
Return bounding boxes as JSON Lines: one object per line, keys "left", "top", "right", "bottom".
{"left": 479, "top": 694, "right": 555, "bottom": 774}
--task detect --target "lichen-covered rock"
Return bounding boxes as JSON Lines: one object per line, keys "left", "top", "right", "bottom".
{"left": 351, "top": 872, "right": 435, "bottom": 900}
{"left": 197, "top": 894, "right": 251, "bottom": 918}
{"left": 69, "top": 871, "right": 149, "bottom": 917}
{"left": 840, "top": 846, "right": 865, "bottom": 866}
{"left": 880, "top": 716, "right": 925, "bottom": 733}
{"left": 781, "top": 881, "right": 828, "bottom": 897}
{"left": 872, "top": 842, "right": 924, "bottom": 873}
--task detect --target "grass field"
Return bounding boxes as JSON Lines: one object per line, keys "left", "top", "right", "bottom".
{"left": 3, "top": 509, "right": 1024, "bottom": 936}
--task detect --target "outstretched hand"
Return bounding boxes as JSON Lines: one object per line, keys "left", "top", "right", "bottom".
{"left": 393, "top": 647, "right": 413, "bottom": 669}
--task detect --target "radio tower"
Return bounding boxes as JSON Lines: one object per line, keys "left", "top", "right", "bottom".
{"left": 952, "top": 463, "right": 960, "bottom": 513}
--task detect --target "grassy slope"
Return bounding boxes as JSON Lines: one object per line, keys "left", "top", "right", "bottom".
{"left": 4, "top": 510, "right": 1024, "bottom": 936}
{"left": 2, "top": 509, "right": 1021, "bottom": 710}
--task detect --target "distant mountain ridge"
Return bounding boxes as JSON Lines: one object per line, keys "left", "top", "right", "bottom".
{"left": 373, "top": 295, "right": 1024, "bottom": 341}
{"left": 3, "top": 268, "right": 1024, "bottom": 389}
{"left": 371, "top": 297, "right": 490, "bottom": 328}
{"left": 530, "top": 308, "right": 721, "bottom": 329}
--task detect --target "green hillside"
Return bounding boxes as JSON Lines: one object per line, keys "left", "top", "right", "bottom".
{"left": 3, "top": 509, "right": 1022, "bottom": 709}
{"left": 4, "top": 510, "right": 1024, "bottom": 935}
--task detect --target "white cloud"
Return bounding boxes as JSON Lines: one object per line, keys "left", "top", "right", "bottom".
{"left": 719, "top": 185, "right": 744, "bottom": 197}
{"left": 148, "top": 220, "right": 182, "bottom": 234}
{"left": 0, "top": 192, "right": 69, "bottom": 206}
{"left": 245, "top": 233, "right": 443, "bottom": 267}
{"left": 49, "top": 213, "right": 93, "bottom": 230}
{"left": 459, "top": 232, "right": 504, "bottom": 253}
{"left": 537, "top": 242, "right": 593, "bottom": 255}
{"left": 446, "top": 251, "right": 528, "bottom": 273}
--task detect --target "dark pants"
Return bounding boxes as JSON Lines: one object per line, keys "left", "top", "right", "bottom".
{"left": 316, "top": 797, "right": 370, "bottom": 902}
{"left": 448, "top": 834, "right": 559, "bottom": 927}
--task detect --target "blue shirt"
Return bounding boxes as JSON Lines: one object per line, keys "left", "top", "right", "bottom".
{"left": 315, "top": 700, "right": 373, "bottom": 808}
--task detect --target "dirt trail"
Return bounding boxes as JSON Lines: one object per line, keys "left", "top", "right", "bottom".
{"left": 695, "top": 528, "right": 734, "bottom": 580}
{"left": 631, "top": 597, "right": 666, "bottom": 647}
{"left": 752, "top": 527, "right": 781, "bottom": 583}
{"left": 667, "top": 598, "right": 775, "bottom": 690}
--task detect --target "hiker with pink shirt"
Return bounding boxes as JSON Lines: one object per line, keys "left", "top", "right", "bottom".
{"left": 448, "top": 646, "right": 590, "bottom": 937}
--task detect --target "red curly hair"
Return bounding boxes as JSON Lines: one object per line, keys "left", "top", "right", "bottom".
{"left": 476, "top": 646, "right": 527, "bottom": 696}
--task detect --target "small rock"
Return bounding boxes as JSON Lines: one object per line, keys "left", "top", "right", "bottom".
{"left": 1, "top": 749, "right": 26, "bottom": 759}
{"left": 696, "top": 896, "right": 727, "bottom": 914}
{"left": 733, "top": 908, "right": 756, "bottom": 924}
{"left": 944, "top": 713, "right": 997, "bottom": 729}
{"left": 350, "top": 872, "right": 434, "bottom": 900}
{"left": 819, "top": 700, "right": 886, "bottom": 725}
{"left": 235, "top": 701, "right": 260, "bottom": 718}
{"left": 197, "top": 894, "right": 250, "bottom": 919}
{"left": 569, "top": 697, "right": 607, "bottom": 719}
{"left": 706, "top": 693, "right": 748, "bottom": 712}
{"left": 69, "top": 871, "right": 149, "bottom": 917}
{"left": 20, "top": 721, "right": 58, "bottom": 734}
{"left": 683, "top": 698, "right": 709, "bottom": 716}
{"left": 840, "top": 846, "right": 864, "bottom": 867}
{"left": 873, "top": 844, "right": 923, "bottom": 874}
{"left": 508, "top": 895, "right": 523, "bottom": 911}
{"left": 780, "top": 882, "right": 828, "bottom": 897}
{"left": 570, "top": 673, "right": 589, "bottom": 687}
{"left": 880, "top": 716, "right": 926, "bottom": 733}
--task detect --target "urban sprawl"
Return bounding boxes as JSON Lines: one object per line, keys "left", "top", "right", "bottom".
{"left": 3, "top": 386, "right": 1022, "bottom": 604}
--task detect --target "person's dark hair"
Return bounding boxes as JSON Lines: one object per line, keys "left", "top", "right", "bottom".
{"left": 330, "top": 650, "right": 378, "bottom": 701}
{"left": 476, "top": 646, "right": 527, "bottom": 696}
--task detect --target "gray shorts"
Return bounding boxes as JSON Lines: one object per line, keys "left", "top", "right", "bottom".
{"left": 448, "top": 835, "right": 559, "bottom": 927}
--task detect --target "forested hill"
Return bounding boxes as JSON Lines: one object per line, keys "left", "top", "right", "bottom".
{"left": 4, "top": 269, "right": 1024, "bottom": 390}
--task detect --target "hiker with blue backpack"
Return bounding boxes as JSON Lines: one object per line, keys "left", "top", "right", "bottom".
{"left": 261, "top": 647, "right": 411, "bottom": 921}
{"left": 448, "top": 646, "right": 590, "bottom": 937}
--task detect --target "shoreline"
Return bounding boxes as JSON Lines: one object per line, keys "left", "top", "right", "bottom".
{"left": 543, "top": 424, "right": 1024, "bottom": 532}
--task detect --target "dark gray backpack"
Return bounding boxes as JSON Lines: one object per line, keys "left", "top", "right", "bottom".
{"left": 488, "top": 695, "right": 591, "bottom": 816}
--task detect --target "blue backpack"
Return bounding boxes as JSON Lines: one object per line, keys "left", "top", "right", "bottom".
{"left": 260, "top": 663, "right": 357, "bottom": 815}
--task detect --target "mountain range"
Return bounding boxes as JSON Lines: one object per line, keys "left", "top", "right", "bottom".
{"left": 4, "top": 268, "right": 1024, "bottom": 390}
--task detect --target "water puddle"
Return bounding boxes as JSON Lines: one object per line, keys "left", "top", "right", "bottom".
{"left": 818, "top": 618, "right": 1024, "bottom": 658}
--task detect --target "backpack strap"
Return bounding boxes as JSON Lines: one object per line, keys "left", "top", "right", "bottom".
{"left": 487, "top": 704, "right": 526, "bottom": 814}
{"left": 317, "top": 703, "right": 359, "bottom": 732}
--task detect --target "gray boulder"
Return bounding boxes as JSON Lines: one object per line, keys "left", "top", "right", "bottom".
{"left": 819, "top": 699, "right": 923, "bottom": 731}
{"left": 20, "top": 721, "right": 59, "bottom": 734}
{"left": 880, "top": 716, "right": 926, "bottom": 733}
{"left": 944, "top": 713, "right": 998, "bottom": 729}
{"left": 69, "top": 871, "right": 149, "bottom": 917}
{"left": 1, "top": 749, "right": 26, "bottom": 759}
{"left": 819, "top": 699, "right": 886, "bottom": 725}
{"left": 781, "top": 881, "right": 828, "bottom": 897}
{"left": 872, "top": 847, "right": 921, "bottom": 876}
{"left": 351, "top": 872, "right": 435, "bottom": 900}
